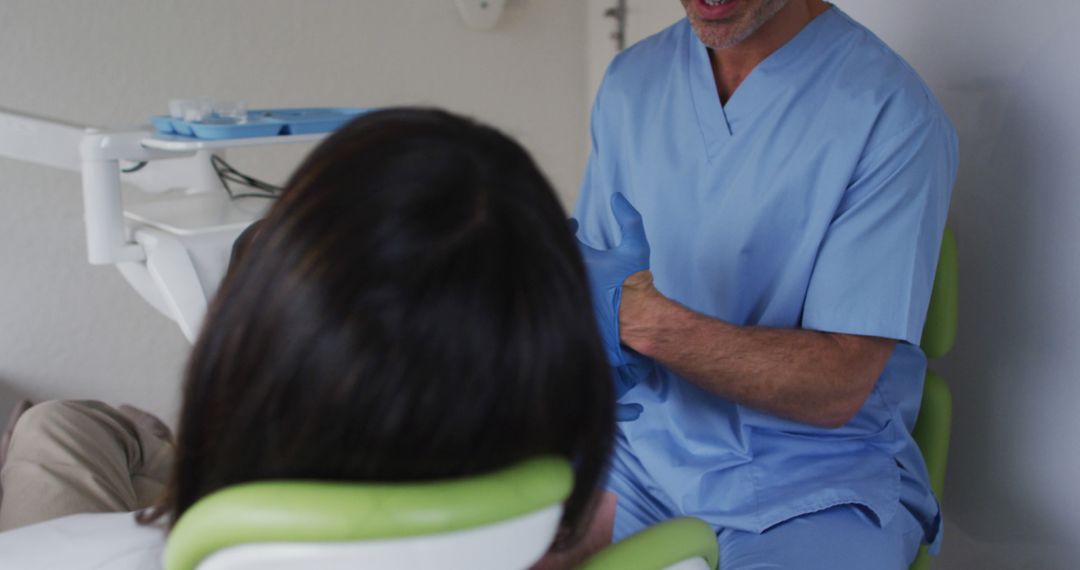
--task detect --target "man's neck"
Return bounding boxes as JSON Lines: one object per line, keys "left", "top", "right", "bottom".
{"left": 709, "top": 0, "right": 831, "bottom": 104}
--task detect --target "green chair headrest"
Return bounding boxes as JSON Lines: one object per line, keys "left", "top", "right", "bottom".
{"left": 164, "top": 456, "right": 573, "bottom": 570}
{"left": 921, "top": 226, "right": 957, "bottom": 359}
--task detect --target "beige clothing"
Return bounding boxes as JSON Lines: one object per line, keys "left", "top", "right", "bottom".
{"left": 0, "top": 400, "right": 175, "bottom": 531}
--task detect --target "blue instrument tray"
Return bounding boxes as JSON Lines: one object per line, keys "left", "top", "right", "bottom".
{"left": 150, "top": 107, "right": 370, "bottom": 140}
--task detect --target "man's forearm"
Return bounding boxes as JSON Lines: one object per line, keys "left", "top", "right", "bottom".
{"left": 619, "top": 271, "right": 895, "bottom": 427}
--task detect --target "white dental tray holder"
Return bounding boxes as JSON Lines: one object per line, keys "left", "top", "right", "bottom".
{"left": 0, "top": 109, "right": 326, "bottom": 342}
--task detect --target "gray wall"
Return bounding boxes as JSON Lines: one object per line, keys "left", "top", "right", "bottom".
{"left": 841, "top": 2, "right": 1080, "bottom": 566}
{"left": 0, "top": 0, "right": 588, "bottom": 424}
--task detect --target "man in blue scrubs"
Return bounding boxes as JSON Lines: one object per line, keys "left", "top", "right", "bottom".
{"left": 574, "top": 0, "right": 958, "bottom": 567}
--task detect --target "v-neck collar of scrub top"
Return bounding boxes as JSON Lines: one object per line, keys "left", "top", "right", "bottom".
{"left": 689, "top": 6, "right": 841, "bottom": 159}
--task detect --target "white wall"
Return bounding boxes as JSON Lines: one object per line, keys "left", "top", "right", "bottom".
{"left": 586, "top": 1, "right": 1080, "bottom": 567}
{"left": 0, "top": 0, "right": 588, "bottom": 425}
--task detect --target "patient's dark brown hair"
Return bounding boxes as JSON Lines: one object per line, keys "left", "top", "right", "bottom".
{"left": 144, "top": 108, "right": 614, "bottom": 547}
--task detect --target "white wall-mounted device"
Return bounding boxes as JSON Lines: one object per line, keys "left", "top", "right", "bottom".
{"left": 455, "top": 0, "right": 507, "bottom": 31}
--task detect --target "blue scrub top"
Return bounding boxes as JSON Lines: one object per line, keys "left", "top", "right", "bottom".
{"left": 575, "top": 8, "right": 957, "bottom": 549}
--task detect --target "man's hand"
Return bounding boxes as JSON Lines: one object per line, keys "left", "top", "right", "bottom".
{"left": 572, "top": 193, "right": 652, "bottom": 421}
{"left": 572, "top": 193, "right": 650, "bottom": 365}
{"left": 619, "top": 272, "right": 896, "bottom": 427}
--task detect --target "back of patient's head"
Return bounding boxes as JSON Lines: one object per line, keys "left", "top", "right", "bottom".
{"left": 163, "top": 108, "right": 614, "bottom": 540}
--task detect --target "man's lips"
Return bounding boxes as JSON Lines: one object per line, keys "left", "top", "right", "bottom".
{"left": 695, "top": 0, "right": 741, "bottom": 20}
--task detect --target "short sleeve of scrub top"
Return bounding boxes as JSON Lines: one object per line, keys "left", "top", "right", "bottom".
{"left": 802, "top": 111, "right": 958, "bottom": 345}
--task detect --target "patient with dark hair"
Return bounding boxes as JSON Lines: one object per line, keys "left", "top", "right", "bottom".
{"left": 0, "top": 109, "right": 615, "bottom": 568}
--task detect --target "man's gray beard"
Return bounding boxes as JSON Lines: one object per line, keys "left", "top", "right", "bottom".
{"left": 712, "top": 0, "right": 792, "bottom": 49}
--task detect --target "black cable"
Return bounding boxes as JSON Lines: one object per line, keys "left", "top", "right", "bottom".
{"left": 210, "top": 155, "right": 283, "bottom": 200}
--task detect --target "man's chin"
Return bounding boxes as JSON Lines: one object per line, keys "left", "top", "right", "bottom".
{"left": 690, "top": 21, "right": 748, "bottom": 50}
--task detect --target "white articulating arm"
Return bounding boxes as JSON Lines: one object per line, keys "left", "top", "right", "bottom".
{"left": 0, "top": 108, "right": 85, "bottom": 172}
{"left": 2, "top": 107, "right": 320, "bottom": 342}
{"left": 79, "top": 129, "right": 210, "bottom": 265}
{"left": 1, "top": 108, "right": 218, "bottom": 340}
{"left": 136, "top": 228, "right": 209, "bottom": 342}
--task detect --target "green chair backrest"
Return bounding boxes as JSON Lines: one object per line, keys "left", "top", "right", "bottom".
{"left": 910, "top": 226, "right": 957, "bottom": 570}
{"left": 913, "top": 370, "right": 952, "bottom": 501}
{"left": 920, "top": 226, "right": 958, "bottom": 359}
{"left": 915, "top": 225, "right": 957, "bottom": 498}
{"left": 163, "top": 456, "right": 573, "bottom": 570}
